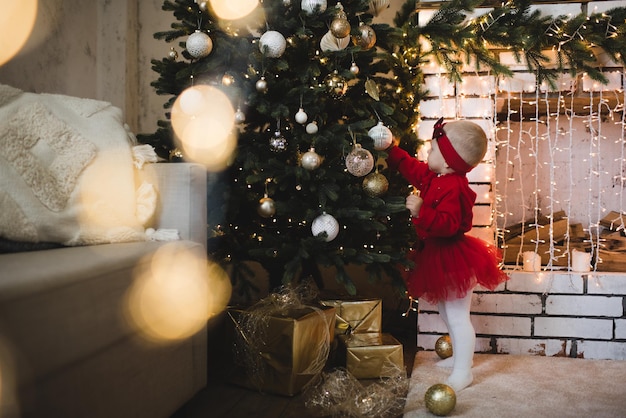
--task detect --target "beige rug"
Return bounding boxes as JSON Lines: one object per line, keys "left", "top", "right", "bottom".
{"left": 404, "top": 351, "right": 626, "bottom": 417}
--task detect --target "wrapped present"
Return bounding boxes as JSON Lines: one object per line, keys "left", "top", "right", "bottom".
{"left": 320, "top": 298, "right": 382, "bottom": 336}
{"left": 339, "top": 333, "right": 404, "bottom": 379}
{"left": 227, "top": 303, "right": 336, "bottom": 396}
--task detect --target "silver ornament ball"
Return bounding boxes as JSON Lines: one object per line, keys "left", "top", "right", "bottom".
{"left": 368, "top": 121, "right": 393, "bottom": 150}
{"left": 235, "top": 108, "right": 246, "bottom": 123}
{"left": 270, "top": 131, "right": 288, "bottom": 151}
{"left": 186, "top": 30, "right": 213, "bottom": 58}
{"left": 302, "top": 0, "right": 327, "bottom": 14}
{"left": 345, "top": 144, "right": 374, "bottom": 177}
{"left": 350, "top": 62, "right": 360, "bottom": 75}
{"left": 257, "top": 196, "right": 276, "bottom": 218}
{"left": 256, "top": 77, "right": 268, "bottom": 93}
{"left": 301, "top": 147, "right": 322, "bottom": 170}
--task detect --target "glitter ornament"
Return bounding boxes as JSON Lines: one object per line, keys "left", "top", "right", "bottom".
{"left": 424, "top": 384, "right": 456, "bottom": 416}
{"left": 345, "top": 144, "right": 374, "bottom": 177}
{"left": 362, "top": 172, "right": 389, "bottom": 197}
{"left": 301, "top": 0, "right": 327, "bottom": 14}
{"left": 311, "top": 212, "right": 339, "bottom": 241}
{"left": 330, "top": 3, "right": 351, "bottom": 39}
{"left": 257, "top": 195, "right": 276, "bottom": 218}
{"left": 435, "top": 335, "right": 453, "bottom": 359}
{"left": 368, "top": 121, "right": 393, "bottom": 150}
{"left": 169, "top": 148, "right": 184, "bottom": 162}
{"left": 352, "top": 23, "right": 376, "bottom": 50}
{"left": 306, "top": 121, "right": 319, "bottom": 134}
{"left": 350, "top": 62, "right": 360, "bottom": 75}
{"left": 259, "top": 30, "right": 287, "bottom": 58}
{"left": 186, "top": 30, "right": 213, "bottom": 58}
{"left": 295, "top": 108, "right": 308, "bottom": 124}
{"left": 301, "top": 147, "right": 322, "bottom": 170}
{"left": 256, "top": 77, "right": 268, "bottom": 93}
{"left": 235, "top": 108, "right": 246, "bottom": 124}
{"left": 270, "top": 130, "right": 288, "bottom": 151}
{"left": 324, "top": 71, "right": 347, "bottom": 99}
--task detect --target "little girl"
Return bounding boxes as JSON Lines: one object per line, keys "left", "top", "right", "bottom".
{"left": 387, "top": 118, "right": 508, "bottom": 392}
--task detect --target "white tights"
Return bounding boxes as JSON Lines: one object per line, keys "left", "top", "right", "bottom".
{"left": 436, "top": 290, "right": 475, "bottom": 392}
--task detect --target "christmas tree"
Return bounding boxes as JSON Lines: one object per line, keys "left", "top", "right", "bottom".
{"left": 139, "top": 0, "right": 626, "bottom": 298}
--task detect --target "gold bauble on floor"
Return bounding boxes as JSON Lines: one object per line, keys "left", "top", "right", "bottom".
{"left": 424, "top": 383, "right": 456, "bottom": 416}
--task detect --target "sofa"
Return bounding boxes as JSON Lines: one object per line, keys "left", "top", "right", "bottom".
{"left": 0, "top": 84, "right": 210, "bottom": 418}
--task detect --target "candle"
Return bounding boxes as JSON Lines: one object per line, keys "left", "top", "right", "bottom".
{"left": 523, "top": 251, "right": 541, "bottom": 272}
{"left": 571, "top": 249, "right": 591, "bottom": 272}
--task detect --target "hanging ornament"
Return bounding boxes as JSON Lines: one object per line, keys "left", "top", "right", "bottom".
{"left": 270, "top": 129, "right": 288, "bottom": 152}
{"left": 295, "top": 108, "right": 308, "bottom": 124}
{"left": 367, "top": 0, "right": 390, "bottom": 16}
{"left": 350, "top": 62, "right": 359, "bottom": 75}
{"left": 186, "top": 30, "right": 213, "bottom": 58}
{"left": 424, "top": 384, "right": 456, "bottom": 416}
{"left": 362, "top": 172, "right": 389, "bottom": 197}
{"left": 368, "top": 121, "right": 393, "bottom": 150}
{"left": 306, "top": 121, "right": 319, "bottom": 134}
{"left": 282, "top": 0, "right": 292, "bottom": 6}
{"left": 324, "top": 70, "right": 347, "bottom": 99}
{"left": 234, "top": 107, "right": 246, "bottom": 124}
{"left": 345, "top": 144, "right": 374, "bottom": 177}
{"left": 330, "top": 3, "right": 351, "bottom": 39}
{"left": 311, "top": 212, "right": 339, "bottom": 242}
{"left": 256, "top": 76, "right": 268, "bottom": 93}
{"left": 301, "top": 0, "right": 327, "bottom": 15}
{"left": 168, "top": 47, "right": 178, "bottom": 60}
{"left": 259, "top": 30, "right": 287, "bottom": 58}
{"left": 199, "top": 1, "right": 208, "bottom": 11}
{"left": 352, "top": 23, "right": 376, "bottom": 50}
{"left": 320, "top": 30, "right": 350, "bottom": 52}
{"left": 257, "top": 195, "right": 276, "bottom": 218}
{"left": 301, "top": 147, "right": 322, "bottom": 170}
{"left": 365, "top": 78, "right": 380, "bottom": 101}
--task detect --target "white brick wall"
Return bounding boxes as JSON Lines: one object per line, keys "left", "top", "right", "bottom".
{"left": 417, "top": 272, "right": 626, "bottom": 360}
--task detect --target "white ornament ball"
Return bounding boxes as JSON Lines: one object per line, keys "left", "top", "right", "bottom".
{"left": 301, "top": 147, "right": 322, "bottom": 170}
{"left": 186, "top": 30, "right": 213, "bottom": 58}
{"left": 350, "top": 62, "right": 360, "bottom": 75}
{"left": 256, "top": 77, "right": 268, "bottom": 93}
{"left": 345, "top": 144, "right": 374, "bottom": 177}
{"left": 368, "top": 121, "right": 393, "bottom": 150}
{"left": 295, "top": 108, "right": 308, "bottom": 124}
{"left": 311, "top": 212, "right": 339, "bottom": 241}
{"left": 302, "top": 0, "right": 327, "bottom": 14}
{"left": 258, "top": 196, "right": 276, "bottom": 218}
{"left": 235, "top": 108, "right": 246, "bottom": 123}
{"left": 306, "top": 121, "right": 319, "bottom": 134}
{"left": 259, "top": 30, "right": 287, "bottom": 58}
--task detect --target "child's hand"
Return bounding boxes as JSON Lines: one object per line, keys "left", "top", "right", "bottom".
{"left": 406, "top": 193, "right": 423, "bottom": 217}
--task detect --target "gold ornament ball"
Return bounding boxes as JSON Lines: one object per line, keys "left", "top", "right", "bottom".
{"left": 324, "top": 71, "right": 347, "bottom": 99}
{"left": 330, "top": 17, "right": 351, "bottom": 39}
{"left": 435, "top": 335, "right": 453, "bottom": 359}
{"left": 257, "top": 197, "right": 276, "bottom": 218}
{"left": 424, "top": 384, "right": 456, "bottom": 416}
{"left": 362, "top": 172, "right": 389, "bottom": 197}
{"left": 352, "top": 23, "right": 376, "bottom": 50}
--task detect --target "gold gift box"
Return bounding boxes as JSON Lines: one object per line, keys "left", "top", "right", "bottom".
{"left": 320, "top": 298, "right": 382, "bottom": 336}
{"left": 227, "top": 305, "right": 336, "bottom": 396}
{"left": 339, "top": 333, "right": 404, "bottom": 379}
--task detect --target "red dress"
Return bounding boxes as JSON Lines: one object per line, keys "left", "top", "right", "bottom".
{"left": 388, "top": 146, "right": 508, "bottom": 304}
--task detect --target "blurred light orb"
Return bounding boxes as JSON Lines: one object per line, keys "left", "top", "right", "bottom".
{"left": 0, "top": 0, "right": 38, "bottom": 66}
{"left": 125, "top": 242, "right": 232, "bottom": 342}
{"left": 171, "top": 85, "right": 237, "bottom": 171}
{"left": 178, "top": 87, "right": 206, "bottom": 116}
{"left": 209, "top": 0, "right": 259, "bottom": 20}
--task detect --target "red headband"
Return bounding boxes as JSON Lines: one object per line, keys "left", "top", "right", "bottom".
{"left": 432, "top": 118, "right": 474, "bottom": 174}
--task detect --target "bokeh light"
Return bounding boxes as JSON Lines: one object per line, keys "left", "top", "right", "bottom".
{"left": 171, "top": 85, "right": 237, "bottom": 171}
{"left": 209, "top": 0, "right": 259, "bottom": 20}
{"left": 0, "top": 0, "right": 38, "bottom": 66}
{"left": 125, "top": 242, "right": 232, "bottom": 342}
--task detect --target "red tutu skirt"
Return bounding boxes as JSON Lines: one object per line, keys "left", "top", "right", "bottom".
{"left": 404, "top": 234, "right": 509, "bottom": 304}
